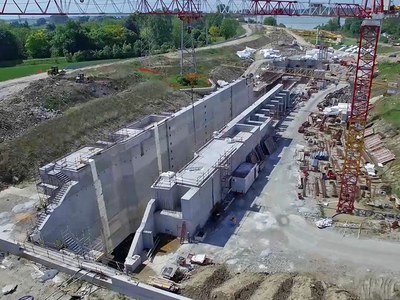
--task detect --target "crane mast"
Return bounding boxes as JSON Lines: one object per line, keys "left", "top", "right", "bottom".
{"left": 337, "top": 19, "right": 381, "bottom": 213}
{"left": 0, "top": 0, "right": 397, "bottom": 213}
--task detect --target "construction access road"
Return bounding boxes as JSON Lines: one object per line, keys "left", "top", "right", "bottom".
{"left": 261, "top": 85, "right": 400, "bottom": 273}
{"left": 169, "top": 84, "right": 400, "bottom": 286}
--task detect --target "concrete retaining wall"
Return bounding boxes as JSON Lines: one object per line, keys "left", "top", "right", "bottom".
{"left": 39, "top": 78, "right": 255, "bottom": 253}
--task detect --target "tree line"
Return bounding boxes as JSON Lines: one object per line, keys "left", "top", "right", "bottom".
{"left": 317, "top": 17, "right": 400, "bottom": 44}
{"left": 0, "top": 15, "right": 241, "bottom": 63}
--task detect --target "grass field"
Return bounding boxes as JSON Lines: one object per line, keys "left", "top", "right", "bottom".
{"left": 374, "top": 61, "right": 400, "bottom": 128}
{"left": 0, "top": 58, "right": 121, "bottom": 82}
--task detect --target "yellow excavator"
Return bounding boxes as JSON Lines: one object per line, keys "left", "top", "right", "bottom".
{"left": 47, "top": 66, "right": 66, "bottom": 76}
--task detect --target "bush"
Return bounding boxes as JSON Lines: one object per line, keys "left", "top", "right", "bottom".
{"left": 112, "top": 44, "right": 122, "bottom": 59}
{"left": 63, "top": 49, "right": 73, "bottom": 62}
{"left": 101, "top": 45, "right": 112, "bottom": 59}
{"left": 264, "top": 17, "right": 277, "bottom": 26}
{"left": 160, "top": 42, "right": 173, "bottom": 54}
{"left": 176, "top": 74, "right": 198, "bottom": 86}
{"left": 72, "top": 50, "right": 85, "bottom": 62}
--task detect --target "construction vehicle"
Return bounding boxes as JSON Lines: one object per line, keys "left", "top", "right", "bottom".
{"left": 75, "top": 73, "right": 85, "bottom": 83}
{"left": 47, "top": 66, "right": 66, "bottom": 77}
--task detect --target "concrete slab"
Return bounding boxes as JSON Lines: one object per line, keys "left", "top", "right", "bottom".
{"left": 56, "top": 147, "right": 103, "bottom": 171}
{"left": 177, "top": 139, "right": 241, "bottom": 186}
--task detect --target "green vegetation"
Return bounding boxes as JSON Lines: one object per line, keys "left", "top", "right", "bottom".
{"left": 0, "top": 15, "right": 242, "bottom": 68}
{"left": 376, "top": 95, "right": 400, "bottom": 128}
{"left": 378, "top": 62, "right": 400, "bottom": 82}
{"left": 0, "top": 58, "right": 120, "bottom": 81}
{"left": 317, "top": 17, "right": 400, "bottom": 46}
{"left": 0, "top": 15, "right": 244, "bottom": 81}
{"left": 263, "top": 17, "right": 277, "bottom": 27}
{"left": 373, "top": 62, "right": 400, "bottom": 128}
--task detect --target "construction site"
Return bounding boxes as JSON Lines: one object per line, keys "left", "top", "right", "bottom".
{"left": 2, "top": 0, "right": 400, "bottom": 299}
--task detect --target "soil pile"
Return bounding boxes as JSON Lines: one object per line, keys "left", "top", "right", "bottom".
{"left": 182, "top": 267, "right": 359, "bottom": 300}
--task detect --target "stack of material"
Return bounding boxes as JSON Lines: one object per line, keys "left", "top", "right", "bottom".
{"left": 365, "top": 134, "right": 395, "bottom": 164}
{"left": 236, "top": 47, "right": 256, "bottom": 59}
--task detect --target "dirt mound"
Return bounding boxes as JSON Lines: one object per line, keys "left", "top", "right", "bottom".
{"left": 325, "top": 287, "right": 360, "bottom": 300}
{"left": 183, "top": 269, "right": 360, "bottom": 300}
{"left": 210, "top": 272, "right": 266, "bottom": 300}
{"left": 287, "top": 275, "right": 314, "bottom": 300}
{"left": 0, "top": 74, "right": 140, "bottom": 143}
{"left": 181, "top": 265, "right": 230, "bottom": 300}
{"left": 250, "top": 273, "right": 294, "bottom": 300}
{"left": 210, "top": 66, "right": 246, "bottom": 83}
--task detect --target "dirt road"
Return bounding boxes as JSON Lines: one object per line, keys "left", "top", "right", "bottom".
{"left": 282, "top": 27, "right": 313, "bottom": 49}
{"left": 264, "top": 86, "right": 400, "bottom": 272}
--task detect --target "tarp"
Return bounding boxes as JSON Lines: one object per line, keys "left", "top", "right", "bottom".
{"left": 236, "top": 47, "right": 256, "bottom": 59}
{"left": 191, "top": 254, "right": 206, "bottom": 264}
{"left": 365, "top": 163, "right": 376, "bottom": 176}
{"left": 315, "top": 218, "right": 333, "bottom": 229}
{"left": 323, "top": 103, "right": 350, "bottom": 116}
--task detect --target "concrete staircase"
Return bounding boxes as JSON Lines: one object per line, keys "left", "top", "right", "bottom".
{"left": 33, "top": 171, "right": 72, "bottom": 233}
{"left": 62, "top": 230, "right": 85, "bottom": 255}
{"left": 48, "top": 171, "right": 72, "bottom": 207}
{"left": 35, "top": 211, "right": 49, "bottom": 229}
{"left": 51, "top": 184, "right": 70, "bottom": 206}
{"left": 55, "top": 171, "right": 70, "bottom": 184}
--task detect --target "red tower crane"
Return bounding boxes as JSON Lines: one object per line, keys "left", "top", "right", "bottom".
{"left": 0, "top": 0, "right": 398, "bottom": 213}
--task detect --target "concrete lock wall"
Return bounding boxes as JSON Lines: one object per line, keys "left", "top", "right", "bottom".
{"left": 39, "top": 78, "right": 255, "bottom": 252}
{"left": 40, "top": 170, "right": 102, "bottom": 247}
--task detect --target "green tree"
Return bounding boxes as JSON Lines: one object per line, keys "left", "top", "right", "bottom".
{"left": 72, "top": 50, "right": 85, "bottom": 62}
{"left": 124, "top": 15, "right": 140, "bottom": 36}
{"left": 348, "top": 20, "right": 362, "bottom": 36}
{"left": 101, "top": 45, "right": 112, "bottom": 58}
{"left": 49, "top": 15, "right": 69, "bottom": 25}
{"left": 205, "top": 14, "right": 223, "bottom": 27}
{"left": 122, "top": 42, "right": 133, "bottom": 57}
{"left": 112, "top": 44, "right": 122, "bottom": 58}
{"left": 317, "top": 18, "right": 340, "bottom": 32}
{"left": 25, "top": 29, "right": 51, "bottom": 58}
{"left": 264, "top": 17, "right": 277, "bottom": 26}
{"left": 88, "top": 23, "right": 137, "bottom": 50}
{"left": 172, "top": 18, "right": 182, "bottom": 48}
{"left": 0, "top": 28, "right": 23, "bottom": 61}
{"left": 51, "top": 20, "right": 92, "bottom": 55}
{"left": 209, "top": 25, "right": 220, "bottom": 38}
{"left": 220, "top": 19, "right": 238, "bottom": 40}
{"left": 7, "top": 24, "right": 31, "bottom": 56}
{"left": 142, "top": 15, "right": 173, "bottom": 47}
{"left": 78, "top": 16, "right": 90, "bottom": 23}
{"left": 36, "top": 18, "right": 47, "bottom": 26}
{"left": 46, "top": 23, "right": 56, "bottom": 31}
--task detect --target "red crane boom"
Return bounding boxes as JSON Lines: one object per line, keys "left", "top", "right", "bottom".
{"left": 0, "top": 0, "right": 391, "bottom": 17}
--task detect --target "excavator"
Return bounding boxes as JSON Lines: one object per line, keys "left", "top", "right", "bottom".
{"left": 47, "top": 66, "right": 66, "bottom": 77}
